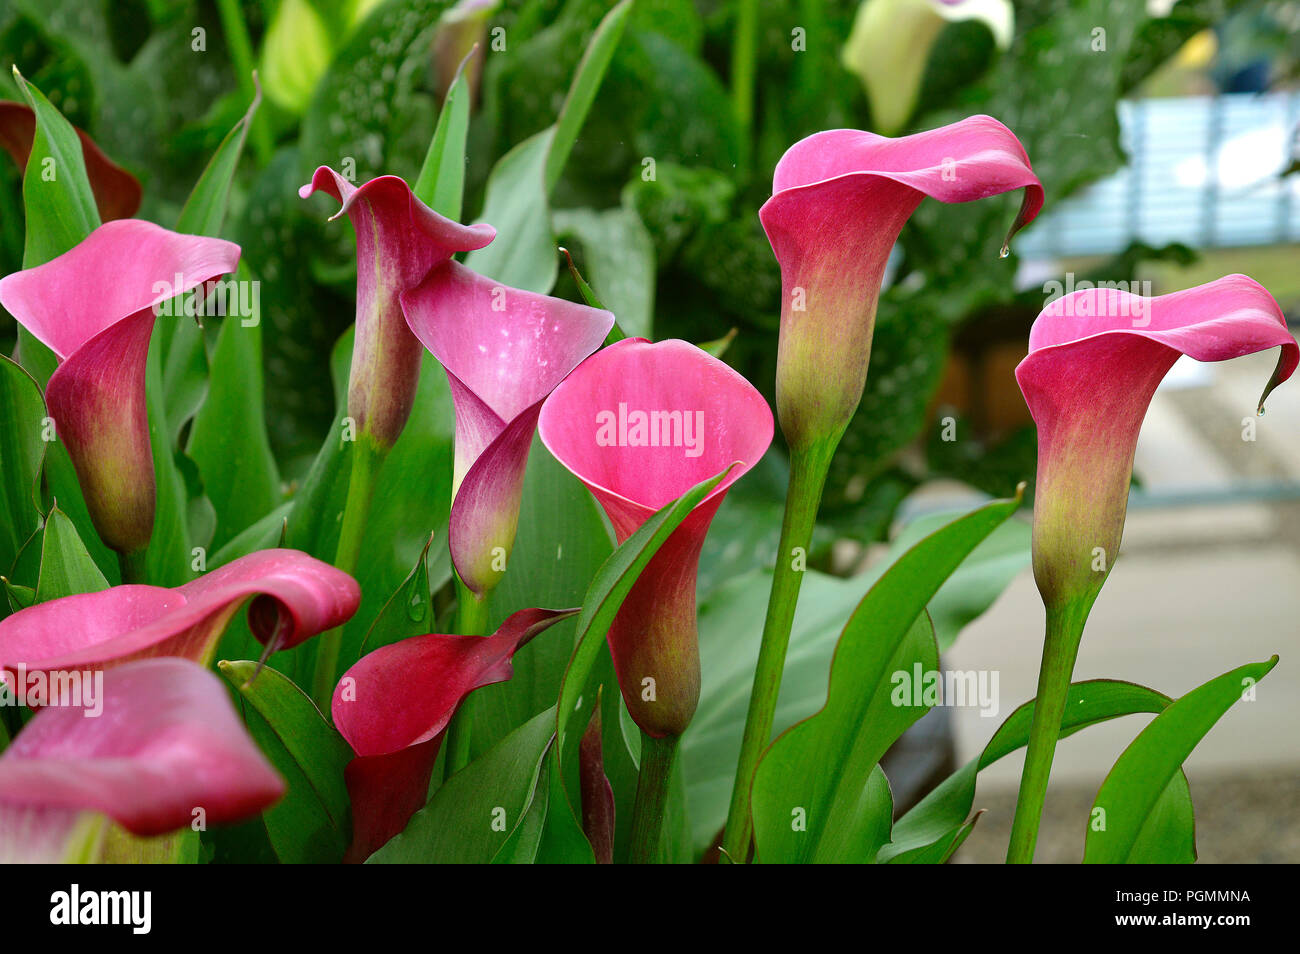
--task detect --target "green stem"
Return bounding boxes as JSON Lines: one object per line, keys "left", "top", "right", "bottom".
{"left": 310, "top": 436, "right": 383, "bottom": 711}
{"left": 721, "top": 440, "right": 833, "bottom": 863}
{"left": 628, "top": 730, "right": 681, "bottom": 864}
{"left": 730, "top": 0, "right": 758, "bottom": 172}
{"left": 1005, "top": 600, "right": 1090, "bottom": 863}
{"left": 117, "top": 548, "right": 149, "bottom": 585}
{"left": 215, "top": 0, "right": 273, "bottom": 164}
{"left": 443, "top": 577, "right": 490, "bottom": 777}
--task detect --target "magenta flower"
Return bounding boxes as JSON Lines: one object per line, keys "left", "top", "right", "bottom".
{"left": 0, "top": 219, "right": 240, "bottom": 557}
{"left": 1017, "top": 274, "right": 1298, "bottom": 614}
{"left": 0, "top": 549, "right": 361, "bottom": 675}
{"left": 400, "top": 261, "right": 614, "bottom": 597}
{"left": 0, "top": 658, "right": 283, "bottom": 863}
{"left": 331, "top": 607, "right": 576, "bottom": 861}
{"left": 1005, "top": 274, "right": 1297, "bottom": 863}
{"left": 299, "top": 169, "right": 496, "bottom": 448}
{"left": 538, "top": 338, "right": 774, "bottom": 738}
{"left": 760, "top": 115, "right": 1042, "bottom": 453}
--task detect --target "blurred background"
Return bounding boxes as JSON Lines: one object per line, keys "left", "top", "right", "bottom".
{"left": 1, "top": 0, "right": 1297, "bottom": 860}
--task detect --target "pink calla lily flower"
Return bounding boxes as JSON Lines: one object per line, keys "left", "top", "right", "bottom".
{"left": 761, "top": 115, "right": 1042, "bottom": 453}
{"left": 299, "top": 169, "right": 496, "bottom": 448}
{"left": 0, "top": 219, "right": 240, "bottom": 557}
{"left": 400, "top": 260, "right": 614, "bottom": 597}
{"left": 1005, "top": 274, "right": 1296, "bottom": 862}
{"left": 0, "top": 549, "right": 361, "bottom": 676}
{"left": 332, "top": 607, "right": 577, "bottom": 862}
{"left": 538, "top": 338, "right": 774, "bottom": 738}
{"left": 1017, "top": 274, "right": 1298, "bottom": 614}
{"left": 0, "top": 658, "right": 283, "bottom": 863}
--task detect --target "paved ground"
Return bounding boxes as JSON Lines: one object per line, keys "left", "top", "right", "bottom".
{"left": 933, "top": 344, "right": 1300, "bottom": 863}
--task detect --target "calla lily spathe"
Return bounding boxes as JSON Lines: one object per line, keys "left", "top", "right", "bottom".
{"left": 1017, "top": 274, "right": 1298, "bottom": 614}
{"left": 0, "top": 220, "right": 240, "bottom": 555}
{"left": 0, "top": 549, "right": 361, "bottom": 675}
{"left": 332, "top": 607, "right": 576, "bottom": 862}
{"left": 299, "top": 169, "right": 497, "bottom": 448}
{"left": 538, "top": 338, "right": 774, "bottom": 738}
{"left": 401, "top": 260, "right": 614, "bottom": 597}
{"left": 1005, "top": 274, "right": 1296, "bottom": 863}
{"left": 842, "top": 0, "right": 1014, "bottom": 135}
{"left": 0, "top": 658, "right": 283, "bottom": 863}
{"left": 761, "top": 115, "right": 1042, "bottom": 454}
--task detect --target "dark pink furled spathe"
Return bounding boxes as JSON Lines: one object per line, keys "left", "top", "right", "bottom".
{"left": 0, "top": 549, "right": 361, "bottom": 675}
{"left": 0, "top": 220, "right": 240, "bottom": 554}
{"left": 332, "top": 607, "right": 576, "bottom": 861}
{"left": 538, "top": 338, "right": 774, "bottom": 737}
{"left": 401, "top": 260, "right": 614, "bottom": 597}
{"left": 760, "top": 115, "right": 1042, "bottom": 452}
{"left": 1017, "top": 275, "right": 1297, "bottom": 612}
{"left": 299, "top": 168, "right": 496, "bottom": 448}
{"left": 0, "top": 658, "right": 283, "bottom": 862}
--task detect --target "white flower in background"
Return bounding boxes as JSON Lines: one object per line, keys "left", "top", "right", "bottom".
{"left": 842, "top": 0, "right": 1014, "bottom": 135}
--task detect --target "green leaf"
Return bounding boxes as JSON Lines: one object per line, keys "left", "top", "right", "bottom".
{"left": 464, "top": 129, "right": 558, "bottom": 292}
{"left": 553, "top": 205, "right": 655, "bottom": 339}
{"left": 4, "top": 578, "right": 36, "bottom": 613}
{"left": 683, "top": 496, "right": 1026, "bottom": 856}
{"left": 187, "top": 265, "right": 283, "bottom": 551}
{"left": 176, "top": 78, "right": 262, "bottom": 238}
{"left": 218, "top": 661, "right": 354, "bottom": 865}
{"left": 1127, "top": 772, "right": 1197, "bottom": 865}
{"left": 750, "top": 494, "right": 1021, "bottom": 863}
{"left": 13, "top": 67, "right": 99, "bottom": 269}
{"left": 1083, "top": 657, "right": 1278, "bottom": 864}
{"left": 881, "top": 679, "right": 1175, "bottom": 863}
{"left": 34, "top": 504, "right": 110, "bottom": 602}
{"left": 141, "top": 336, "right": 195, "bottom": 587}
{"left": 357, "top": 532, "right": 434, "bottom": 656}
{"left": 413, "top": 53, "right": 471, "bottom": 220}
{"left": 888, "top": 506, "right": 1031, "bottom": 650}
{"left": 497, "top": 747, "right": 596, "bottom": 864}
{"left": 368, "top": 708, "right": 557, "bottom": 863}
{"left": 209, "top": 503, "right": 292, "bottom": 569}
{"left": 0, "top": 356, "right": 45, "bottom": 576}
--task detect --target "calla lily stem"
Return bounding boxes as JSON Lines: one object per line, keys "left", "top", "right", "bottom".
{"left": 443, "top": 577, "right": 491, "bottom": 777}
{"left": 117, "top": 548, "right": 149, "bottom": 586}
{"left": 1006, "top": 598, "right": 1090, "bottom": 863}
{"left": 722, "top": 440, "right": 833, "bottom": 863}
{"left": 311, "top": 435, "right": 383, "bottom": 711}
{"left": 628, "top": 729, "right": 680, "bottom": 864}
{"left": 730, "top": 0, "right": 758, "bottom": 172}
